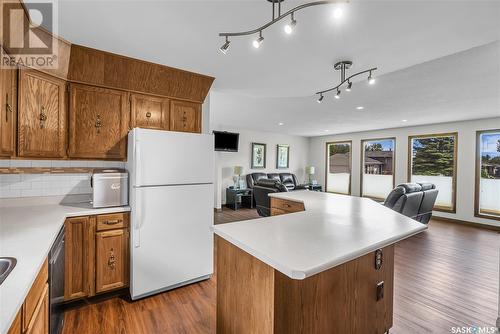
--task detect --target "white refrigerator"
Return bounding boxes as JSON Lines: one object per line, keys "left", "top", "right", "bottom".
{"left": 127, "top": 128, "right": 214, "bottom": 300}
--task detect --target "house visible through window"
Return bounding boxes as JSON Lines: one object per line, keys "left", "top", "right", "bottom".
{"left": 476, "top": 130, "right": 500, "bottom": 219}
{"left": 361, "top": 138, "right": 395, "bottom": 200}
{"left": 409, "top": 133, "right": 457, "bottom": 212}
{"left": 326, "top": 141, "right": 351, "bottom": 194}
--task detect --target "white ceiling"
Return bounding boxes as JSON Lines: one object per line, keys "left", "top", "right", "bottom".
{"left": 51, "top": 0, "right": 500, "bottom": 136}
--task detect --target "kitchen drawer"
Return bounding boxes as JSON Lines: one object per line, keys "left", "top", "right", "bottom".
{"left": 271, "top": 208, "right": 288, "bottom": 216}
{"left": 22, "top": 259, "right": 48, "bottom": 331}
{"left": 270, "top": 198, "right": 305, "bottom": 213}
{"left": 96, "top": 213, "right": 129, "bottom": 231}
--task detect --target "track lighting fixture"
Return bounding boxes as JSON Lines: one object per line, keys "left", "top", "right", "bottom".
{"left": 284, "top": 13, "right": 297, "bottom": 34}
{"left": 368, "top": 71, "right": 376, "bottom": 85}
{"left": 346, "top": 80, "right": 352, "bottom": 91}
{"left": 315, "top": 60, "right": 377, "bottom": 103}
{"left": 253, "top": 32, "right": 264, "bottom": 49}
{"left": 219, "top": 37, "right": 230, "bottom": 55}
{"left": 218, "top": 0, "right": 348, "bottom": 53}
{"left": 317, "top": 93, "right": 324, "bottom": 103}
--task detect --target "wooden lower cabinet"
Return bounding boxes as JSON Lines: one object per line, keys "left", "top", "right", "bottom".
{"left": 217, "top": 237, "right": 394, "bottom": 334}
{"left": 96, "top": 229, "right": 129, "bottom": 293}
{"left": 170, "top": 100, "right": 201, "bottom": 133}
{"left": 64, "top": 212, "right": 129, "bottom": 301}
{"left": 64, "top": 216, "right": 94, "bottom": 300}
{"left": 7, "top": 260, "right": 49, "bottom": 334}
{"left": 24, "top": 284, "right": 49, "bottom": 334}
{"left": 270, "top": 198, "right": 305, "bottom": 215}
{"left": 7, "top": 311, "right": 22, "bottom": 334}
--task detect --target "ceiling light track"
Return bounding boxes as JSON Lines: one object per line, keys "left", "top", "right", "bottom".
{"left": 316, "top": 60, "right": 377, "bottom": 102}
{"left": 218, "top": 0, "right": 347, "bottom": 53}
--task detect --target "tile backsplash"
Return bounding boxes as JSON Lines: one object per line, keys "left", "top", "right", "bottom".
{"left": 0, "top": 160, "right": 126, "bottom": 199}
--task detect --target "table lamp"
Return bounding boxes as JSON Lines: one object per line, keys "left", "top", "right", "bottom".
{"left": 305, "top": 166, "right": 315, "bottom": 184}
{"left": 234, "top": 166, "right": 243, "bottom": 189}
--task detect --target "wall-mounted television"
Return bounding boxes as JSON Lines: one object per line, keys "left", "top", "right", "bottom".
{"left": 214, "top": 131, "right": 239, "bottom": 152}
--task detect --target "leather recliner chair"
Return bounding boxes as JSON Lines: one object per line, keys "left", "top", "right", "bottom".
{"left": 384, "top": 183, "right": 424, "bottom": 221}
{"left": 253, "top": 179, "right": 289, "bottom": 217}
{"left": 416, "top": 183, "right": 439, "bottom": 224}
{"left": 384, "top": 182, "right": 438, "bottom": 224}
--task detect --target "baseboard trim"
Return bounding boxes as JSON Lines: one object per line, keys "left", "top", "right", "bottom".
{"left": 432, "top": 216, "right": 500, "bottom": 232}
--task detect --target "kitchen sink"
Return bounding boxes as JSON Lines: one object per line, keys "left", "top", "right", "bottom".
{"left": 0, "top": 257, "right": 17, "bottom": 285}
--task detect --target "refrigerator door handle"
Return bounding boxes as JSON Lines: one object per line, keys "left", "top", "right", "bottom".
{"left": 135, "top": 139, "right": 141, "bottom": 187}
{"left": 134, "top": 190, "right": 145, "bottom": 248}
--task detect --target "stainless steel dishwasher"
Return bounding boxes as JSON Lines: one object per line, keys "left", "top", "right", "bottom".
{"left": 49, "top": 226, "right": 65, "bottom": 334}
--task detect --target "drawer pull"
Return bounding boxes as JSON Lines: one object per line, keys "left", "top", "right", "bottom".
{"left": 146, "top": 112, "right": 152, "bottom": 118}
{"left": 104, "top": 219, "right": 120, "bottom": 225}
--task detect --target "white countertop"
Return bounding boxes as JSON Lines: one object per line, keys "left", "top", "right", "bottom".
{"left": 213, "top": 190, "right": 427, "bottom": 280}
{"left": 0, "top": 196, "right": 130, "bottom": 334}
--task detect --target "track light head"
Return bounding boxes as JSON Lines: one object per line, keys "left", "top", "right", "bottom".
{"left": 368, "top": 72, "right": 376, "bottom": 85}
{"left": 284, "top": 13, "right": 297, "bottom": 34}
{"left": 253, "top": 32, "right": 264, "bottom": 49}
{"left": 219, "top": 37, "right": 230, "bottom": 55}
{"left": 346, "top": 81, "right": 352, "bottom": 92}
{"left": 334, "top": 89, "right": 341, "bottom": 99}
{"left": 317, "top": 94, "right": 324, "bottom": 103}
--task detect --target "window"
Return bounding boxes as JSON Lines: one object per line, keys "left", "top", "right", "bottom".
{"left": 361, "top": 138, "right": 395, "bottom": 200}
{"left": 408, "top": 133, "right": 457, "bottom": 212}
{"left": 326, "top": 141, "right": 352, "bottom": 194}
{"left": 475, "top": 130, "right": 500, "bottom": 220}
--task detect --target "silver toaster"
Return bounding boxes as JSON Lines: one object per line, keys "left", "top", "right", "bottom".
{"left": 91, "top": 169, "right": 129, "bottom": 208}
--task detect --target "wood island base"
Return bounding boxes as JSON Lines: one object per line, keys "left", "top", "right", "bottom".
{"left": 216, "top": 236, "right": 394, "bottom": 334}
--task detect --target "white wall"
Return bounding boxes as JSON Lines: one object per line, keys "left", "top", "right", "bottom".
{"left": 309, "top": 117, "right": 500, "bottom": 227}
{"left": 212, "top": 125, "right": 310, "bottom": 208}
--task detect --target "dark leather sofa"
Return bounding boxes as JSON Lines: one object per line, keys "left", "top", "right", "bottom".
{"left": 253, "top": 179, "right": 289, "bottom": 217}
{"left": 246, "top": 172, "right": 307, "bottom": 191}
{"left": 384, "top": 182, "right": 438, "bottom": 224}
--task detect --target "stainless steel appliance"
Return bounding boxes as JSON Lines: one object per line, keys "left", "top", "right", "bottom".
{"left": 49, "top": 226, "right": 64, "bottom": 334}
{"left": 91, "top": 169, "right": 128, "bottom": 208}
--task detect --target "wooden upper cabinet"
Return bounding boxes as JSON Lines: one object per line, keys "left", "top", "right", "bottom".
{"left": 170, "top": 100, "right": 201, "bottom": 133}
{"left": 0, "top": 65, "right": 17, "bottom": 157}
{"left": 68, "top": 83, "right": 129, "bottom": 160}
{"left": 130, "top": 93, "right": 169, "bottom": 130}
{"left": 18, "top": 69, "right": 67, "bottom": 158}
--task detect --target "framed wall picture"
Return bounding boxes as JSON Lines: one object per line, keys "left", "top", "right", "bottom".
{"left": 251, "top": 143, "right": 267, "bottom": 169}
{"left": 276, "top": 144, "right": 290, "bottom": 169}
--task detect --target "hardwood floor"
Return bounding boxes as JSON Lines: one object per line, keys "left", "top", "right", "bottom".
{"left": 62, "top": 207, "right": 499, "bottom": 334}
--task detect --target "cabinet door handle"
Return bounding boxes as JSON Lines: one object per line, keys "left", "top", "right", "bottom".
{"left": 39, "top": 107, "right": 47, "bottom": 129}
{"left": 146, "top": 112, "right": 152, "bottom": 118}
{"left": 108, "top": 252, "right": 116, "bottom": 269}
{"left": 5, "top": 94, "right": 12, "bottom": 122}
{"left": 104, "top": 219, "right": 120, "bottom": 225}
{"left": 95, "top": 114, "right": 103, "bottom": 133}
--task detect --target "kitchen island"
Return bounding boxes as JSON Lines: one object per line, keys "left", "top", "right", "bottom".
{"left": 212, "top": 190, "right": 427, "bottom": 334}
